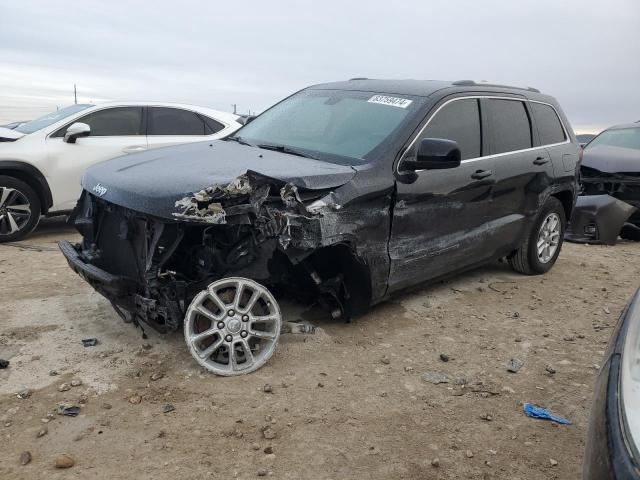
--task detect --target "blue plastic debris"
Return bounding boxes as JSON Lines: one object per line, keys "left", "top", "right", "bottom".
{"left": 523, "top": 403, "right": 571, "bottom": 425}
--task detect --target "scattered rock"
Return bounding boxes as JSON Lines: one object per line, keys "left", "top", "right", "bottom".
{"left": 431, "top": 458, "right": 440, "bottom": 467}
{"left": 563, "top": 335, "right": 576, "bottom": 342}
{"left": 162, "top": 404, "right": 175, "bottom": 413}
{"left": 403, "top": 366, "right": 413, "bottom": 372}
{"left": 70, "top": 379, "right": 82, "bottom": 387}
{"left": 317, "top": 382, "right": 324, "bottom": 388}
{"left": 506, "top": 358, "right": 524, "bottom": 373}
{"left": 0, "top": 359, "right": 9, "bottom": 369}
{"left": 81, "top": 338, "right": 98, "bottom": 347}
{"left": 128, "top": 394, "right": 142, "bottom": 405}
{"left": 54, "top": 454, "right": 75, "bottom": 469}
{"left": 603, "top": 306, "right": 610, "bottom": 315}
{"left": 380, "top": 356, "right": 391, "bottom": 365}
{"left": 264, "top": 446, "right": 273, "bottom": 454}
{"left": 58, "top": 383, "right": 71, "bottom": 392}
{"left": 102, "top": 403, "right": 112, "bottom": 410}
{"left": 502, "top": 386, "right": 515, "bottom": 394}
{"left": 150, "top": 372, "right": 164, "bottom": 381}
{"left": 58, "top": 405, "right": 80, "bottom": 417}
{"left": 257, "top": 469, "right": 268, "bottom": 477}
{"left": 480, "top": 413, "right": 493, "bottom": 422}
{"left": 439, "top": 353, "right": 450, "bottom": 362}
{"left": 514, "top": 336, "right": 523, "bottom": 343}
{"left": 465, "top": 450, "right": 474, "bottom": 458}
{"left": 19, "top": 451, "right": 32, "bottom": 465}
{"left": 262, "top": 427, "right": 277, "bottom": 440}
{"left": 263, "top": 384, "right": 273, "bottom": 393}
{"left": 550, "top": 458, "right": 558, "bottom": 467}
{"left": 251, "top": 443, "right": 261, "bottom": 451}
{"left": 37, "top": 426, "right": 48, "bottom": 438}
{"left": 49, "top": 370, "right": 58, "bottom": 376}
{"left": 422, "top": 371, "right": 450, "bottom": 384}
{"left": 17, "top": 389, "right": 32, "bottom": 399}
{"left": 545, "top": 365, "right": 556, "bottom": 375}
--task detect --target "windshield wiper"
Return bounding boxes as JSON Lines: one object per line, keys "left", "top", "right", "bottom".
{"left": 256, "top": 144, "right": 317, "bottom": 159}
{"left": 225, "top": 135, "right": 254, "bottom": 147}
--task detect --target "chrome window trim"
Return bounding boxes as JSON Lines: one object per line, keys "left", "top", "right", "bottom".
{"left": 397, "top": 95, "right": 571, "bottom": 173}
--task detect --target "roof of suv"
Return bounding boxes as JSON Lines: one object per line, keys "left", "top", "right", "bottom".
{"left": 310, "top": 78, "right": 547, "bottom": 100}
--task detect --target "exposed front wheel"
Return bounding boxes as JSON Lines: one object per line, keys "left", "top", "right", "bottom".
{"left": 0, "top": 176, "right": 41, "bottom": 243}
{"left": 184, "top": 277, "right": 282, "bottom": 376}
{"left": 509, "top": 197, "right": 566, "bottom": 275}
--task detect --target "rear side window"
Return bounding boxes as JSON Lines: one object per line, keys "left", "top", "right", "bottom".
{"left": 202, "top": 116, "right": 225, "bottom": 134}
{"left": 53, "top": 107, "right": 143, "bottom": 137}
{"left": 531, "top": 102, "right": 566, "bottom": 145}
{"left": 487, "top": 99, "right": 532, "bottom": 154}
{"left": 149, "top": 107, "right": 208, "bottom": 135}
{"left": 417, "top": 98, "right": 482, "bottom": 160}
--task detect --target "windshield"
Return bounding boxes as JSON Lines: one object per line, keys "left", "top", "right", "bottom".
{"left": 586, "top": 127, "right": 640, "bottom": 151}
{"left": 235, "top": 89, "right": 423, "bottom": 164}
{"left": 15, "top": 104, "right": 94, "bottom": 134}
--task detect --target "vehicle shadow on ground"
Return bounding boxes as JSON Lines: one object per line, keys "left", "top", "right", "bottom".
{"left": 29, "top": 215, "right": 75, "bottom": 241}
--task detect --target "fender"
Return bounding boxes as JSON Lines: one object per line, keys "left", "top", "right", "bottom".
{"left": 0, "top": 160, "right": 54, "bottom": 213}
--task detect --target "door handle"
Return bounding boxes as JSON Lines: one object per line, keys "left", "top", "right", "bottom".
{"left": 122, "top": 146, "right": 147, "bottom": 153}
{"left": 533, "top": 156, "right": 549, "bottom": 165}
{"left": 471, "top": 169, "right": 493, "bottom": 179}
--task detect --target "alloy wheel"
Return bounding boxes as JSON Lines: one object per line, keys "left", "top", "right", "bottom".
{"left": 184, "top": 277, "right": 282, "bottom": 376}
{"left": 536, "top": 212, "right": 561, "bottom": 264}
{"left": 0, "top": 187, "right": 31, "bottom": 236}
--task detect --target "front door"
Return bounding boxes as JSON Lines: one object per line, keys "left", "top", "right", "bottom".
{"left": 45, "top": 106, "right": 147, "bottom": 211}
{"left": 388, "top": 97, "right": 495, "bottom": 292}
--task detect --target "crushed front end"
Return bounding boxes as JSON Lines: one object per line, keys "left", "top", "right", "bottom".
{"left": 60, "top": 171, "right": 385, "bottom": 337}
{"left": 566, "top": 167, "right": 640, "bottom": 244}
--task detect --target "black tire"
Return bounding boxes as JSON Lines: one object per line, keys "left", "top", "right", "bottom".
{"left": 0, "top": 175, "right": 41, "bottom": 243}
{"left": 509, "top": 197, "right": 566, "bottom": 275}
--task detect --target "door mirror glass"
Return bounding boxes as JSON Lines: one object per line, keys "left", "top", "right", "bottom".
{"left": 404, "top": 138, "right": 461, "bottom": 171}
{"left": 63, "top": 122, "right": 91, "bottom": 144}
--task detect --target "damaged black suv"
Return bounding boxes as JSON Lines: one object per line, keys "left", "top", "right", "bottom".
{"left": 60, "top": 79, "right": 580, "bottom": 375}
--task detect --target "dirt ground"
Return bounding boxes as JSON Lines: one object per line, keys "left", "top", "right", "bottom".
{"left": 1, "top": 218, "right": 639, "bottom": 480}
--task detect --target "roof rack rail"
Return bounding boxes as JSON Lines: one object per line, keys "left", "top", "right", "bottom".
{"left": 452, "top": 80, "right": 540, "bottom": 93}
{"left": 348, "top": 77, "right": 369, "bottom": 81}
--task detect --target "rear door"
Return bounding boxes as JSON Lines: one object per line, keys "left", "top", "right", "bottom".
{"left": 146, "top": 107, "right": 225, "bottom": 150}
{"left": 45, "top": 106, "right": 147, "bottom": 211}
{"left": 388, "top": 96, "right": 496, "bottom": 291}
{"left": 483, "top": 97, "right": 554, "bottom": 256}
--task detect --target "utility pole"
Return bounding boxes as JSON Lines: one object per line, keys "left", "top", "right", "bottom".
{"left": 231, "top": 103, "right": 237, "bottom": 114}
{"left": 74, "top": 84, "right": 77, "bottom": 104}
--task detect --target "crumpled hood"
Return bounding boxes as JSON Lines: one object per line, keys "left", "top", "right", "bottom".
{"left": 82, "top": 139, "right": 357, "bottom": 219}
{"left": 0, "top": 127, "right": 25, "bottom": 141}
{"left": 582, "top": 145, "right": 640, "bottom": 174}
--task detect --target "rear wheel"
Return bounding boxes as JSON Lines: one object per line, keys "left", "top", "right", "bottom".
{"left": 0, "top": 176, "right": 41, "bottom": 243}
{"left": 509, "top": 197, "right": 565, "bottom": 275}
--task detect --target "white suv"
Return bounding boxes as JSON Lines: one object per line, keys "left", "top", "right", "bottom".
{"left": 0, "top": 102, "right": 241, "bottom": 242}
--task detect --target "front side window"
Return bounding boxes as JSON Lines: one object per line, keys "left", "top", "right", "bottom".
{"left": 487, "top": 99, "right": 532, "bottom": 154}
{"left": 235, "top": 89, "right": 424, "bottom": 164}
{"left": 586, "top": 127, "right": 640, "bottom": 151}
{"left": 53, "top": 107, "right": 143, "bottom": 137}
{"left": 148, "top": 107, "right": 208, "bottom": 135}
{"left": 531, "top": 102, "right": 566, "bottom": 145}
{"left": 408, "top": 98, "right": 482, "bottom": 160}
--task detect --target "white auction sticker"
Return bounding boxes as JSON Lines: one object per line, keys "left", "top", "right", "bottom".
{"left": 367, "top": 95, "right": 413, "bottom": 108}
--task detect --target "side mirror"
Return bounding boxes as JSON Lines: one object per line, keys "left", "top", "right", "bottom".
{"left": 64, "top": 122, "right": 91, "bottom": 144}
{"left": 403, "top": 138, "right": 461, "bottom": 171}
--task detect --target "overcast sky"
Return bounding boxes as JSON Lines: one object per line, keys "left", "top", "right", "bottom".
{"left": 1, "top": 0, "right": 638, "bottom": 132}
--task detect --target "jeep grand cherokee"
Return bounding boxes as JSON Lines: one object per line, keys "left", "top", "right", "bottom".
{"left": 59, "top": 79, "right": 580, "bottom": 375}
